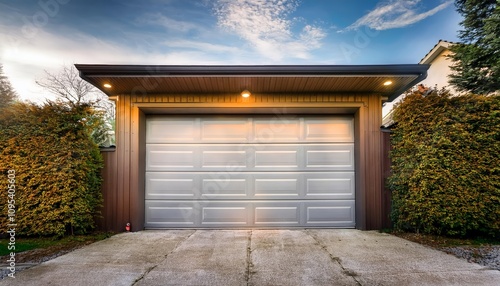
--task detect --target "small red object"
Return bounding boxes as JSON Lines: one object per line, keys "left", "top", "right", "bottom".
{"left": 125, "top": 223, "right": 131, "bottom": 232}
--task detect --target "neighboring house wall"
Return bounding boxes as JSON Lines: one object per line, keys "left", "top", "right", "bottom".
{"left": 98, "top": 92, "right": 386, "bottom": 232}
{"left": 382, "top": 40, "right": 456, "bottom": 121}
{"left": 419, "top": 42, "right": 457, "bottom": 94}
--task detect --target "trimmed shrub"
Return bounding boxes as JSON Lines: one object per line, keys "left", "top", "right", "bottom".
{"left": 0, "top": 102, "right": 103, "bottom": 236}
{"left": 389, "top": 90, "right": 500, "bottom": 237}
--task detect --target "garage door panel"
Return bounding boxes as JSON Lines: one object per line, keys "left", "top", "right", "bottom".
{"left": 254, "top": 150, "right": 298, "bottom": 168}
{"left": 305, "top": 172, "right": 355, "bottom": 198}
{"left": 254, "top": 178, "right": 300, "bottom": 197}
{"left": 305, "top": 118, "right": 354, "bottom": 142}
{"left": 201, "top": 206, "right": 248, "bottom": 225}
{"left": 146, "top": 116, "right": 354, "bottom": 144}
{"left": 305, "top": 201, "right": 355, "bottom": 227}
{"left": 305, "top": 145, "right": 354, "bottom": 170}
{"left": 145, "top": 201, "right": 196, "bottom": 227}
{"left": 146, "top": 172, "right": 354, "bottom": 200}
{"left": 146, "top": 118, "right": 198, "bottom": 143}
{"left": 145, "top": 200, "right": 354, "bottom": 228}
{"left": 254, "top": 206, "right": 300, "bottom": 225}
{"left": 253, "top": 118, "right": 301, "bottom": 142}
{"left": 146, "top": 148, "right": 197, "bottom": 170}
{"left": 202, "top": 151, "right": 247, "bottom": 168}
{"left": 201, "top": 119, "right": 249, "bottom": 142}
{"left": 147, "top": 144, "right": 353, "bottom": 171}
{"left": 201, "top": 179, "right": 247, "bottom": 197}
{"left": 146, "top": 173, "right": 197, "bottom": 199}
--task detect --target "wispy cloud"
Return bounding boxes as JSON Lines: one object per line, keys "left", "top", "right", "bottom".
{"left": 346, "top": 0, "right": 453, "bottom": 31}
{"left": 0, "top": 27, "right": 234, "bottom": 102}
{"left": 213, "top": 0, "right": 326, "bottom": 61}
{"left": 162, "top": 39, "right": 241, "bottom": 54}
{"left": 138, "top": 13, "right": 203, "bottom": 33}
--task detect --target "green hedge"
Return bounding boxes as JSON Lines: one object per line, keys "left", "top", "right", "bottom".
{"left": 389, "top": 90, "right": 500, "bottom": 237}
{"left": 0, "top": 102, "right": 103, "bottom": 237}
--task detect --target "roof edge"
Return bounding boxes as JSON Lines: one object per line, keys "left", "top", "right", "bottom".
{"left": 419, "top": 40, "right": 455, "bottom": 64}
{"left": 388, "top": 70, "right": 428, "bottom": 102}
{"left": 75, "top": 64, "right": 429, "bottom": 77}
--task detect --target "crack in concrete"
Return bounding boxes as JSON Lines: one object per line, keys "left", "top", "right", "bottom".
{"left": 245, "top": 230, "right": 253, "bottom": 286}
{"left": 304, "top": 230, "right": 362, "bottom": 286}
{"left": 131, "top": 264, "right": 158, "bottom": 286}
{"left": 131, "top": 230, "right": 197, "bottom": 286}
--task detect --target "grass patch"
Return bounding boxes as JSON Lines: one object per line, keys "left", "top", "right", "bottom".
{"left": 0, "top": 232, "right": 114, "bottom": 257}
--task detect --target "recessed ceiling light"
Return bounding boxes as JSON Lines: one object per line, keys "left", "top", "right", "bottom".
{"left": 241, "top": 90, "right": 251, "bottom": 98}
{"left": 103, "top": 83, "right": 112, "bottom": 88}
{"left": 383, "top": 81, "right": 393, "bottom": 86}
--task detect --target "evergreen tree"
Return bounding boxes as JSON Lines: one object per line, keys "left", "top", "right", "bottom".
{"left": 0, "top": 64, "right": 18, "bottom": 109}
{"left": 449, "top": 0, "right": 500, "bottom": 94}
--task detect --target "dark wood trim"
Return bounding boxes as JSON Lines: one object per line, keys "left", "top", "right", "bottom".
{"left": 365, "top": 95, "right": 383, "bottom": 229}
{"left": 100, "top": 93, "right": 386, "bottom": 232}
{"left": 354, "top": 106, "right": 366, "bottom": 229}
{"left": 129, "top": 107, "right": 146, "bottom": 231}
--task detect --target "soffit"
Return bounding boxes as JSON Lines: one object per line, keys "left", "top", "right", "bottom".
{"left": 76, "top": 65, "right": 429, "bottom": 102}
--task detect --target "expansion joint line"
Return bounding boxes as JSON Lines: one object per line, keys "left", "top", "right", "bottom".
{"left": 246, "top": 230, "right": 253, "bottom": 286}
{"left": 304, "top": 230, "right": 362, "bottom": 286}
{"left": 132, "top": 230, "right": 197, "bottom": 286}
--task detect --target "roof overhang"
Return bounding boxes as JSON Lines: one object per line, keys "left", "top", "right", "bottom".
{"left": 75, "top": 64, "right": 429, "bottom": 102}
{"left": 420, "top": 40, "right": 454, "bottom": 64}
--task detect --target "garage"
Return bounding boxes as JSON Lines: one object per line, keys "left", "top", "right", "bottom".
{"left": 76, "top": 64, "right": 429, "bottom": 232}
{"left": 145, "top": 115, "right": 355, "bottom": 228}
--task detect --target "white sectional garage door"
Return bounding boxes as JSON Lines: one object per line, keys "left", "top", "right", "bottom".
{"left": 145, "top": 115, "right": 355, "bottom": 228}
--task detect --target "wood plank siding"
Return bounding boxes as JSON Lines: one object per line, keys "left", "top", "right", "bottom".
{"left": 97, "top": 148, "right": 117, "bottom": 231}
{"left": 99, "top": 92, "right": 386, "bottom": 232}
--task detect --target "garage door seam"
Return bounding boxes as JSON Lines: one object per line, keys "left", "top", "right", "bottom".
{"left": 304, "top": 230, "right": 362, "bottom": 286}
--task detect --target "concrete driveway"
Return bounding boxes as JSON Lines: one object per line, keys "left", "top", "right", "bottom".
{"left": 1, "top": 229, "right": 499, "bottom": 286}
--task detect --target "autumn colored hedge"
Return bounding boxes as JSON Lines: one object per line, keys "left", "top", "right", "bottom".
{"left": 389, "top": 90, "right": 500, "bottom": 237}
{"left": 0, "top": 102, "right": 103, "bottom": 236}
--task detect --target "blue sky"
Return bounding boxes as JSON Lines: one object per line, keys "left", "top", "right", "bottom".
{"left": 0, "top": 0, "right": 461, "bottom": 102}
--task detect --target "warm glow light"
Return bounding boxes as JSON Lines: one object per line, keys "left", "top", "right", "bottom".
{"left": 241, "top": 90, "right": 251, "bottom": 98}
{"left": 103, "top": 83, "right": 112, "bottom": 88}
{"left": 383, "top": 81, "right": 393, "bottom": 86}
